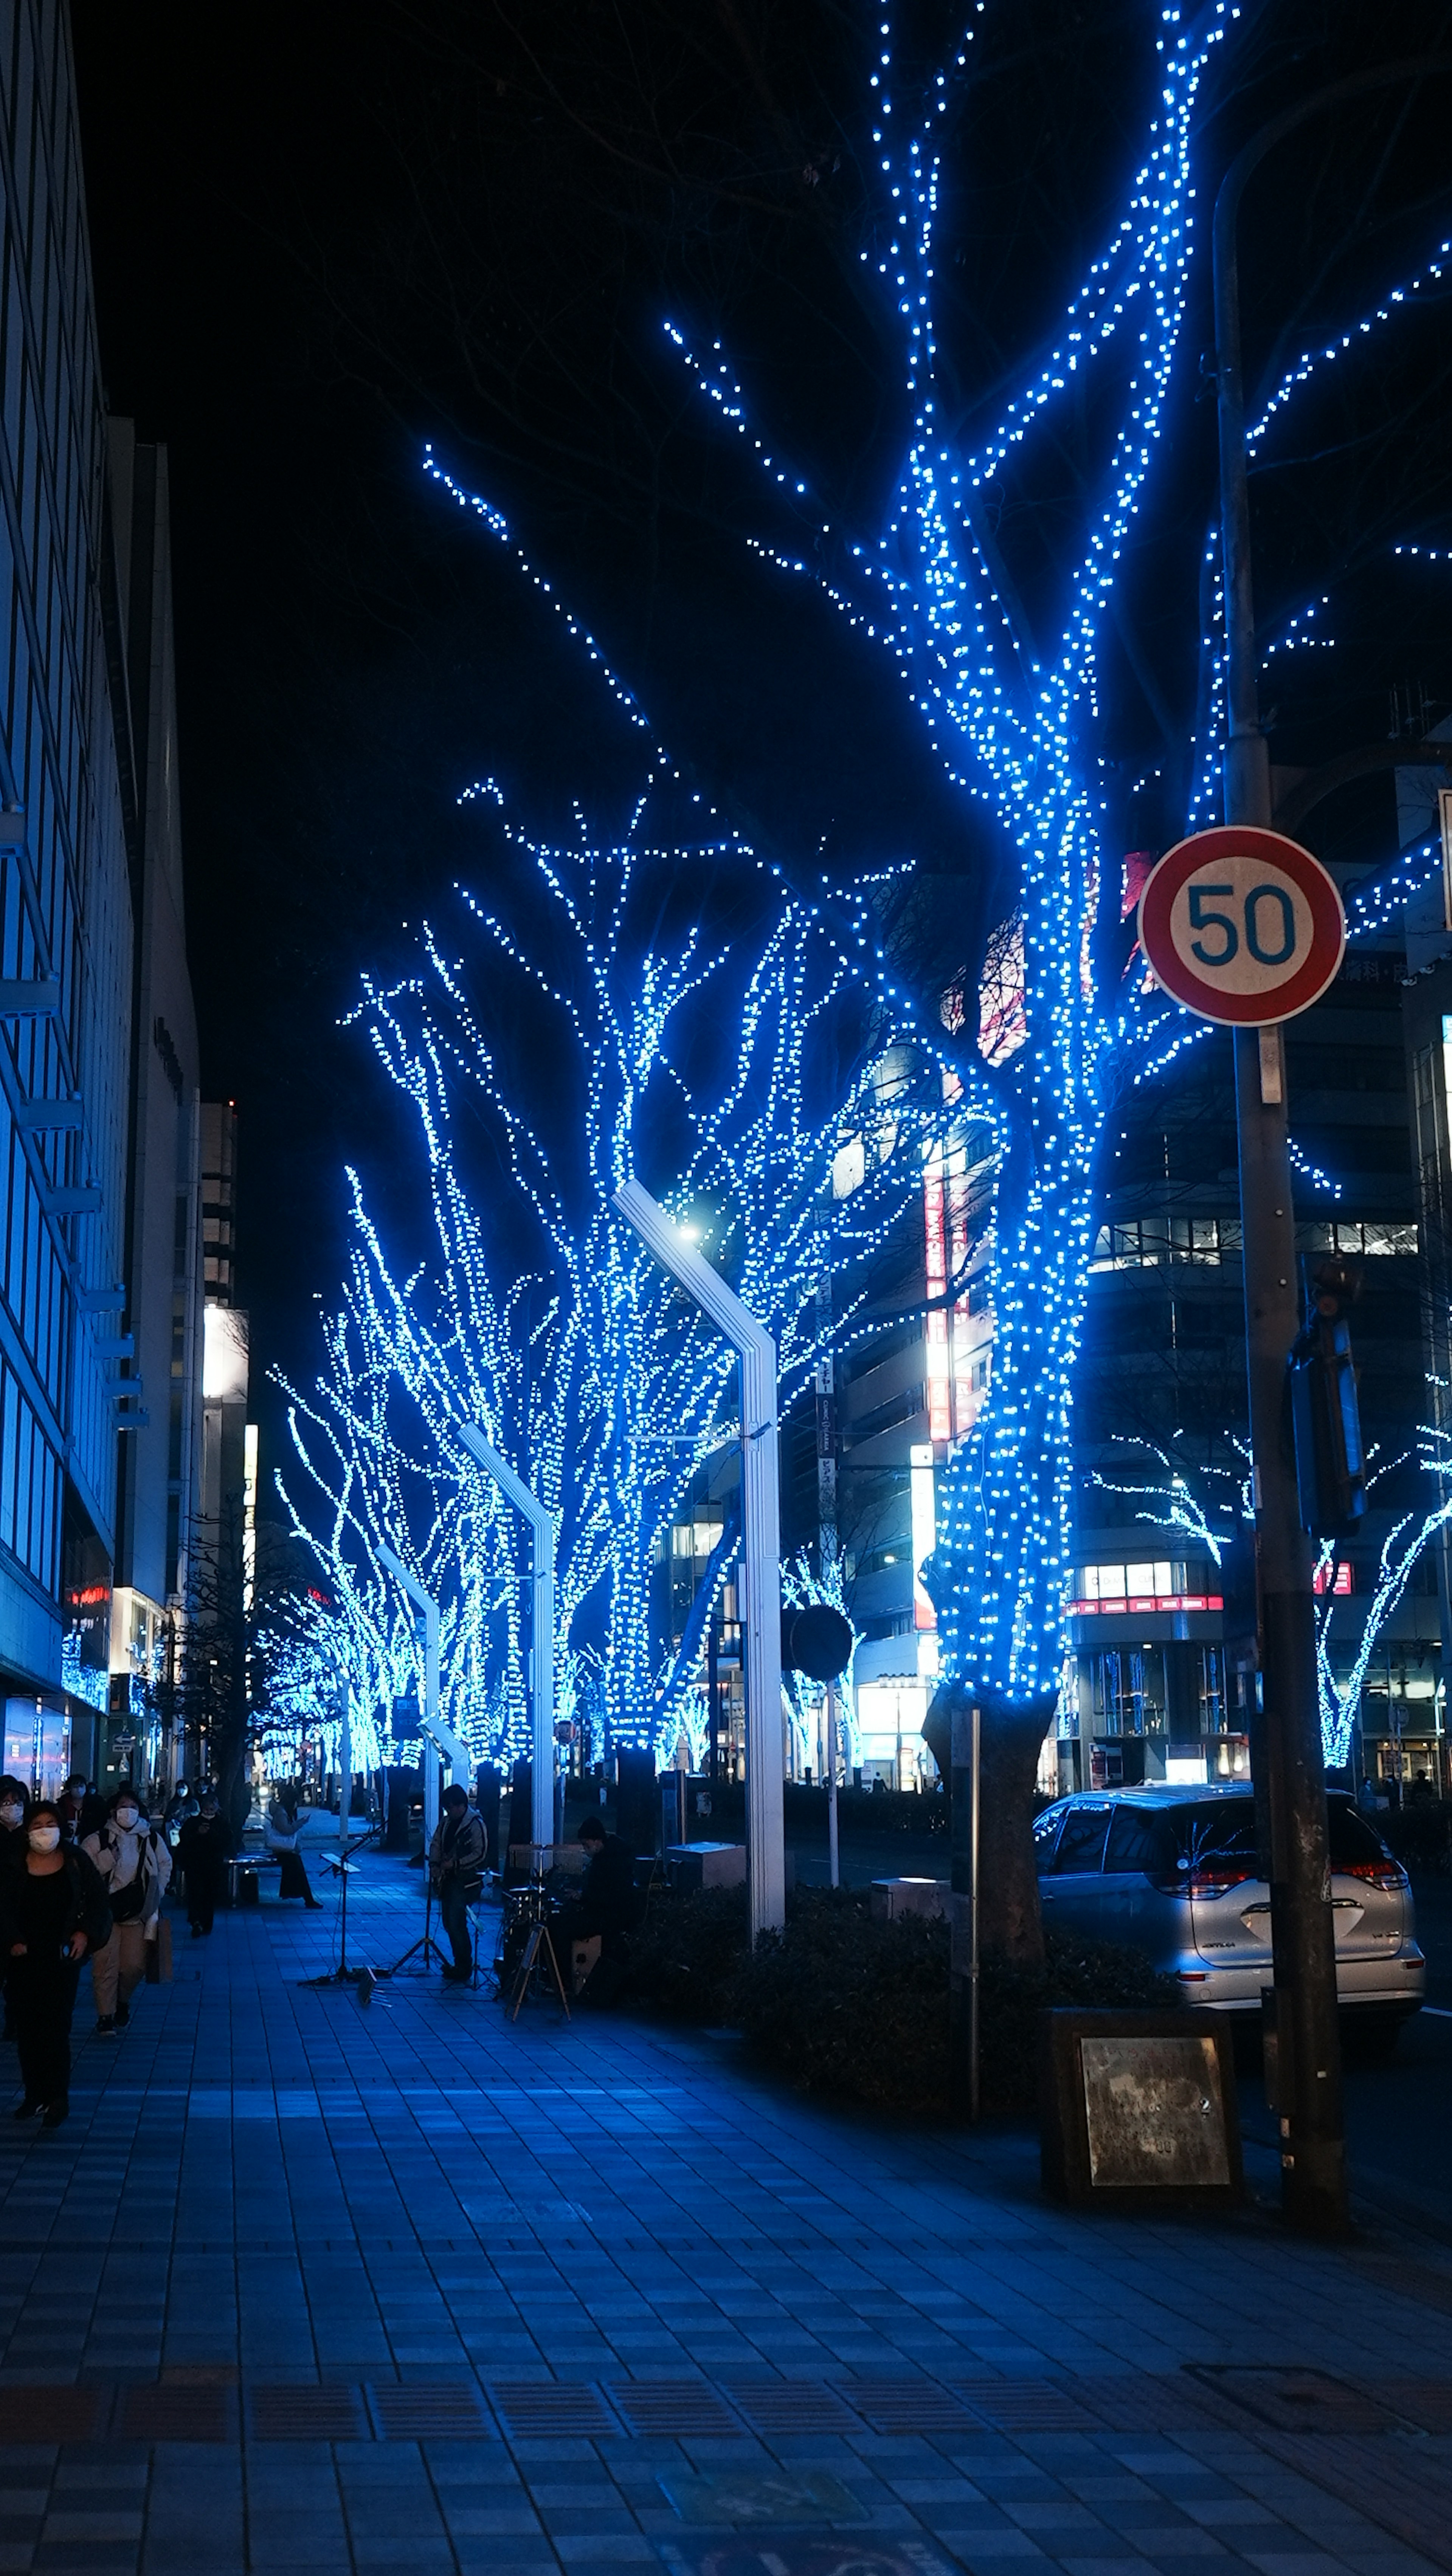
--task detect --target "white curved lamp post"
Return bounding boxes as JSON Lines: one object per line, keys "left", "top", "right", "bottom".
{"left": 458, "top": 1422, "right": 556, "bottom": 1851}
{"left": 612, "top": 1175, "right": 785, "bottom": 1939}
{"left": 376, "top": 1545, "right": 472, "bottom": 1844}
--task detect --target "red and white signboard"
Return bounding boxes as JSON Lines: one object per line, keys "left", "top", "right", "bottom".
{"left": 1136, "top": 825, "right": 1345, "bottom": 1026}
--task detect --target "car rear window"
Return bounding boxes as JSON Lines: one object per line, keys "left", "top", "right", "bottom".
{"left": 1104, "top": 1798, "right": 1259, "bottom": 1880}
{"left": 1104, "top": 1806, "right": 1176, "bottom": 1874}
{"left": 1326, "top": 1798, "right": 1394, "bottom": 1866}
{"left": 1051, "top": 1805, "right": 1112, "bottom": 1873}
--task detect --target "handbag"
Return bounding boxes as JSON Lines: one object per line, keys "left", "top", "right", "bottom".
{"left": 144, "top": 1916, "right": 174, "bottom": 1985}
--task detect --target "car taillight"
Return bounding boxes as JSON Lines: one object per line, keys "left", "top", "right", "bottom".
{"left": 1336, "top": 1858, "right": 1406, "bottom": 1891}
{"left": 1148, "top": 1863, "right": 1258, "bottom": 1897}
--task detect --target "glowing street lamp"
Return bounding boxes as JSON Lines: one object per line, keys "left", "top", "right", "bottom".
{"left": 613, "top": 1175, "right": 785, "bottom": 1939}
{"left": 458, "top": 1423, "right": 556, "bottom": 1851}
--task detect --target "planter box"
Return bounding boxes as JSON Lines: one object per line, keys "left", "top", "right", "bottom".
{"left": 666, "top": 1841, "right": 747, "bottom": 1892}
{"left": 870, "top": 1877, "right": 947, "bottom": 1923}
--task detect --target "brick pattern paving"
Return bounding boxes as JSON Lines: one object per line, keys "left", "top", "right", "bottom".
{"left": 0, "top": 1854, "right": 1443, "bottom": 2573}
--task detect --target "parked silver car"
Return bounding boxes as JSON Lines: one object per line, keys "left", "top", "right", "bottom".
{"left": 1034, "top": 1783, "right": 1424, "bottom": 2036}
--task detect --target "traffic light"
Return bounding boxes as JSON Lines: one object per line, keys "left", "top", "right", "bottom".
{"left": 1289, "top": 1258, "right": 1366, "bottom": 1539}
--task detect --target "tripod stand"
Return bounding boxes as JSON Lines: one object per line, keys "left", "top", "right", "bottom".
{"left": 301, "top": 1824, "right": 381, "bottom": 1987}
{"left": 380, "top": 1862, "right": 450, "bottom": 1978}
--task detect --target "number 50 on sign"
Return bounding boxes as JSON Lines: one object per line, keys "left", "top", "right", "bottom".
{"left": 1136, "top": 825, "right": 1345, "bottom": 1027}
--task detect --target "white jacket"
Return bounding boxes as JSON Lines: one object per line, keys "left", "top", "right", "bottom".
{"left": 81, "top": 1820, "right": 172, "bottom": 1927}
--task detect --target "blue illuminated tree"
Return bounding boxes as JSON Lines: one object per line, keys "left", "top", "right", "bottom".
{"left": 275, "top": 1229, "right": 523, "bottom": 1766}
{"left": 284, "top": 814, "right": 942, "bottom": 1767}
{"left": 335, "top": 3, "right": 1449, "bottom": 1947}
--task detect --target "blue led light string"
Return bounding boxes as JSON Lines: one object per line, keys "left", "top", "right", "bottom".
{"left": 292, "top": 818, "right": 955, "bottom": 1763}
{"left": 1316, "top": 1425, "right": 1452, "bottom": 1770}
{"left": 1246, "top": 236, "right": 1451, "bottom": 456}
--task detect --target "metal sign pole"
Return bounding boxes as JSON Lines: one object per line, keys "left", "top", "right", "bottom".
{"left": 826, "top": 1680, "right": 839, "bottom": 1889}
{"left": 613, "top": 1176, "right": 786, "bottom": 1941}
{"left": 458, "top": 1424, "right": 556, "bottom": 1852}
{"left": 1213, "top": 143, "right": 1347, "bottom": 2236}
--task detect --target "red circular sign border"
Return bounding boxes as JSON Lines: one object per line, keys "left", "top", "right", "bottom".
{"left": 1136, "top": 825, "right": 1346, "bottom": 1026}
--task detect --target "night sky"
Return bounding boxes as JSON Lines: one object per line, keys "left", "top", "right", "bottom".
{"left": 68, "top": 0, "right": 1452, "bottom": 1497}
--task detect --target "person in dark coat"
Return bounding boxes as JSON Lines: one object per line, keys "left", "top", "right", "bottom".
{"left": 177, "top": 1796, "right": 230, "bottom": 1937}
{"left": 428, "top": 1786, "right": 487, "bottom": 1983}
{"left": 0, "top": 1779, "right": 29, "bottom": 1869}
{"left": 0, "top": 1781, "right": 29, "bottom": 2043}
{"left": 0, "top": 1802, "right": 111, "bottom": 2125}
{"left": 554, "top": 1815, "right": 642, "bottom": 1968}
{"left": 58, "top": 1775, "right": 106, "bottom": 1845}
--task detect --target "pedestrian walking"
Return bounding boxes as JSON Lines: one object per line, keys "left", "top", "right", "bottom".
{"left": 0, "top": 1781, "right": 28, "bottom": 2043}
{"left": 177, "top": 1795, "right": 230, "bottom": 1937}
{"left": 266, "top": 1792, "right": 321, "bottom": 1909}
{"left": 58, "top": 1773, "right": 105, "bottom": 1845}
{"left": 428, "top": 1784, "right": 487, "bottom": 1984}
{"left": 82, "top": 1790, "right": 172, "bottom": 2032}
{"left": 0, "top": 1779, "right": 29, "bottom": 1869}
{"left": 0, "top": 1803, "right": 110, "bottom": 2127}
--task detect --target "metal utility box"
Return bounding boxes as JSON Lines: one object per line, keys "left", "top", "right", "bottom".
{"left": 870, "top": 1876, "right": 948, "bottom": 1923}
{"left": 1039, "top": 2009, "right": 1243, "bottom": 2209}
{"left": 666, "top": 1841, "right": 747, "bottom": 1892}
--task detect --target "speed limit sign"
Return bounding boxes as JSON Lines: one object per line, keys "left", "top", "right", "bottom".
{"left": 1136, "top": 825, "right": 1345, "bottom": 1026}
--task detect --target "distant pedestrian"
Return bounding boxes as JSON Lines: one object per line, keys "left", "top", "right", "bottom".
{"left": 0, "top": 1802, "right": 111, "bottom": 2127}
{"left": 0, "top": 1781, "right": 28, "bottom": 2042}
{"left": 266, "top": 1793, "right": 321, "bottom": 1909}
{"left": 428, "top": 1785, "right": 487, "bottom": 1984}
{"left": 0, "top": 1779, "right": 29, "bottom": 1869}
{"left": 82, "top": 1791, "right": 171, "bottom": 2032}
{"left": 164, "top": 1780, "right": 198, "bottom": 1845}
{"left": 58, "top": 1773, "right": 105, "bottom": 1845}
{"left": 178, "top": 1796, "right": 230, "bottom": 1937}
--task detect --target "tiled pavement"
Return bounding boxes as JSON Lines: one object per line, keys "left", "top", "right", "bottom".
{"left": 0, "top": 1855, "right": 1449, "bottom": 2574}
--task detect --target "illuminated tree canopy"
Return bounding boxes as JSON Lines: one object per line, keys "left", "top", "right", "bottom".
{"left": 279, "top": 817, "right": 944, "bottom": 1763}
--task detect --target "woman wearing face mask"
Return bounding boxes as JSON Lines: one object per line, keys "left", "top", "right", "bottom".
{"left": 0, "top": 1779, "right": 29, "bottom": 1866}
{"left": 81, "top": 1791, "right": 172, "bottom": 2034}
{"left": 0, "top": 1802, "right": 111, "bottom": 2126}
{"left": 0, "top": 1781, "right": 29, "bottom": 2043}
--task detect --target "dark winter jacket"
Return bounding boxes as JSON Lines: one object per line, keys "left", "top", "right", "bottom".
{"left": 580, "top": 1833, "right": 641, "bottom": 1933}
{"left": 0, "top": 1848, "right": 112, "bottom": 1957}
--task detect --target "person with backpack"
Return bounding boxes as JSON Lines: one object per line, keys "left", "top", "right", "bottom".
{"left": 81, "top": 1792, "right": 172, "bottom": 2033}
{"left": 428, "top": 1784, "right": 487, "bottom": 1983}
{"left": 0, "top": 1801, "right": 111, "bottom": 2126}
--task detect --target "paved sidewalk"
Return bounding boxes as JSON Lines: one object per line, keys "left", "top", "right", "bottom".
{"left": 0, "top": 1854, "right": 1449, "bottom": 2576}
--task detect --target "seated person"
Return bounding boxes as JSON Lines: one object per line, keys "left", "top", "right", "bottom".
{"left": 554, "top": 1813, "right": 641, "bottom": 1968}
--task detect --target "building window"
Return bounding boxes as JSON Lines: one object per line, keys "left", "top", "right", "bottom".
{"left": 1072, "top": 1559, "right": 1223, "bottom": 1613}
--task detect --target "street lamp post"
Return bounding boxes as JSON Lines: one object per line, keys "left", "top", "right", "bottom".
{"left": 458, "top": 1423, "right": 556, "bottom": 1853}
{"left": 613, "top": 1175, "right": 785, "bottom": 1941}
{"left": 376, "top": 1547, "right": 472, "bottom": 1846}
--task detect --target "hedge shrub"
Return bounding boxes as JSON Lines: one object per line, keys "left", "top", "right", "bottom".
{"left": 619, "top": 1881, "right": 1179, "bottom": 2113}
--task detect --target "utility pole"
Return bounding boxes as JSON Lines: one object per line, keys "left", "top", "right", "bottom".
{"left": 1214, "top": 118, "right": 1349, "bottom": 2235}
